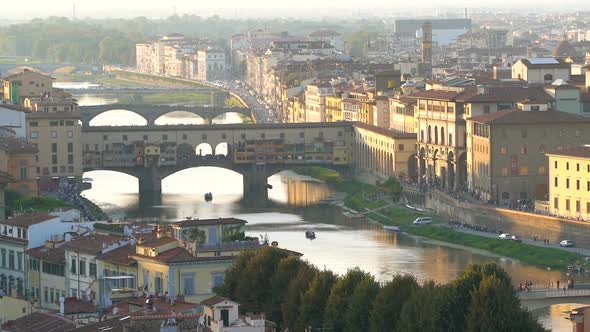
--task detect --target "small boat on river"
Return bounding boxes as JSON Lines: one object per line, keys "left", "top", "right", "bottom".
{"left": 204, "top": 192, "right": 213, "bottom": 202}
{"left": 305, "top": 230, "right": 316, "bottom": 239}
{"left": 383, "top": 225, "right": 401, "bottom": 232}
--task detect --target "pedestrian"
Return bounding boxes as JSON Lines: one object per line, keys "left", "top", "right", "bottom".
{"left": 557, "top": 280, "right": 560, "bottom": 289}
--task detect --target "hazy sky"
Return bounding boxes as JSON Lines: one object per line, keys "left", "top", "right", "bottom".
{"left": 2, "top": 0, "right": 590, "bottom": 18}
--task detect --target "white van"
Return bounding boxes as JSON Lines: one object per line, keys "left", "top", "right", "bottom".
{"left": 413, "top": 217, "right": 432, "bottom": 225}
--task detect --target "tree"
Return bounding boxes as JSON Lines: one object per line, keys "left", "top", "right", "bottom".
{"left": 267, "top": 256, "right": 305, "bottom": 325}
{"left": 466, "top": 276, "right": 547, "bottom": 332}
{"left": 344, "top": 275, "right": 380, "bottom": 331}
{"left": 296, "top": 270, "right": 338, "bottom": 331}
{"left": 324, "top": 268, "right": 371, "bottom": 332}
{"left": 397, "top": 282, "right": 440, "bottom": 332}
{"left": 188, "top": 228, "right": 206, "bottom": 243}
{"left": 214, "top": 249, "right": 256, "bottom": 297}
{"left": 369, "top": 275, "right": 419, "bottom": 332}
{"left": 436, "top": 263, "right": 513, "bottom": 331}
{"left": 281, "top": 263, "right": 317, "bottom": 329}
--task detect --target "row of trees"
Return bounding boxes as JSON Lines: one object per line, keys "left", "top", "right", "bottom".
{"left": 216, "top": 247, "right": 547, "bottom": 332}
{"left": 0, "top": 15, "right": 384, "bottom": 65}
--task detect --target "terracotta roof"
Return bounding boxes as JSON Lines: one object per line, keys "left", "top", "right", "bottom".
{"left": 546, "top": 145, "right": 590, "bottom": 159}
{"left": 410, "top": 89, "right": 465, "bottom": 101}
{"left": 390, "top": 96, "right": 417, "bottom": 106}
{"left": 457, "top": 86, "right": 553, "bottom": 103}
{"left": 353, "top": 122, "right": 417, "bottom": 139}
{"left": 0, "top": 234, "right": 28, "bottom": 244}
{"left": 139, "top": 236, "right": 176, "bottom": 248}
{"left": 309, "top": 29, "right": 341, "bottom": 37}
{"left": 63, "top": 234, "right": 127, "bottom": 255}
{"left": 2, "top": 213, "right": 56, "bottom": 228}
{"left": 0, "top": 137, "right": 38, "bottom": 154}
{"left": 2, "top": 70, "right": 53, "bottom": 81}
{"left": 26, "top": 246, "right": 66, "bottom": 264}
{"left": 173, "top": 218, "right": 247, "bottom": 228}
{"left": 63, "top": 297, "right": 97, "bottom": 314}
{"left": 200, "top": 295, "right": 232, "bottom": 307}
{"left": 468, "top": 109, "right": 590, "bottom": 125}
{"left": 1, "top": 312, "right": 75, "bottom": 332}
{"left": 95, "top": 244, "right": 136, "bottom": 266}
{"left": 131, "top": 247, "right": 235, "bottom": 264}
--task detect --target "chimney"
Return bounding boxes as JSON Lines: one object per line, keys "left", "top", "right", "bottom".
{"left": 59, "top": 297, "right": 65, "bottom": 316}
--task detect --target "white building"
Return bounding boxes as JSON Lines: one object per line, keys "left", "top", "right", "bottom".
{"left": 0, "top": 105, "right": 27, "bottom": 138}
{"left": 305, "top": 82, "right": 333, "bottom": 122}
{"left": 309, "top": 29, "right": 345, "bottom": 52}
{"left": 201, "top": 295, "right": 276, "bottom": 332}
{"left": 511, "top": 58, "right": 571, "bottom": 84}
{"left": 197, "top": 48, "right": 226, "bottom": 82}
{"left": 0, "top": 210, "right": 89, "bottom": 297}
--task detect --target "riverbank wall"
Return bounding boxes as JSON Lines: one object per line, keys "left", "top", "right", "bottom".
{"left": 422, "top": 189, "right": 590, "bottom": 235}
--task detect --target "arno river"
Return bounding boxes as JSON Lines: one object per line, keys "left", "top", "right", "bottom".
{"left": 73, "top": 87, "right": 583, "bottom": 331}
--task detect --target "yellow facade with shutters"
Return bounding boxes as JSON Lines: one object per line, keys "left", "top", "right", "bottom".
{"left": 547, "top": 150, "right": 590, "bottom": 221}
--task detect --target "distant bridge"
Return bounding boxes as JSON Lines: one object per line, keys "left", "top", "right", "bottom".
{"left": 79, "top": 104, "right": 253, "bottom": 126}
{"left": 80, "top": 122, "right": 417, "bottom": 200}
{"left": 0, "top": 63, "right": 98, "bottom": 76}
{"left": 519, "top": 287, "right": 590, "bottom": 310}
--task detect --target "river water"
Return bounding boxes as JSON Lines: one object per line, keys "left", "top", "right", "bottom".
{"left": 75, "top": 88, "right": 582, "bottom": 331}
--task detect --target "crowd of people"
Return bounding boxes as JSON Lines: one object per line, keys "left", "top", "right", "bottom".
{"left": 50, "top": 181, "right": 98, "bottom": 222}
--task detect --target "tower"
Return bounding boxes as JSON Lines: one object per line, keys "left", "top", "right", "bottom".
{"left": 421, "top": 22, "right": 433, "bottom": 78}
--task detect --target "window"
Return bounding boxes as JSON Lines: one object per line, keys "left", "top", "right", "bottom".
{"left": 544, "top": 73, "right": 553, "bottom": 81}
{"left": 587, "top": 202, "right": 590, "bottom": 214}
{"left": 70, "top": 257, "right": 76, "bottom": 274}
{"left": 20, "top": 167, "right": 27, "bottom": 180}
{"left": 162, "top": 134, "right": 168, "bottom": 140}
{"left": 554, "top": 177, "right": 558, "bottom": 187}
{"left": 51, "top": 131, "right": 57, "bottom": 138}
{"left": 51, "top": 143, "right": 58, "bottom": 153}
{"left": 521, "top": 129, "right": 527, "bottom": 138}
{"left": 566, "top": 199, "right": 571, "bottom": 211}
{"left": 484, "top": 105, "right": 491, "bottom": 114}
{"left": 30, "top": 258, "right": 39, "bottom": 271}
{"left": 398, "top": 144, "right": 404, "bottom": 151}
{"left": 79, "top": 259, "right": 86, "bottom": 276}
{"left": 567, "top": 162, "right": 570, "bottom": 170}
{"left": 520, "top": 145, "right": 527, "bottom": 155}
{"left": 182, "top": 273, "right": 195, "bottom": 295}
{"left": 44, "top": 287, "right": 49, "bottom": 302}
{"left": 588, "top": 181, "right": 590, "bottom": 191}
{"left": 202, "top": 134, "right": 207, "bottom": 140}
{"left": 182, "top": 134, "right": 187, "bottom": 140}
{"left": 50, "top": 288, "right": 55, "bottom": 304}
{"left": 212, "top": 272, "right": 225, "bottom": 289}
{"left": 30, "top": 131, "right": 38, "bottom": 139}
{"left": 8, "top": 250, "right": 14, "bottom": 269}
{"left": 502, "top": 168, "right": 509, "bottom": 177}
{"left": 537, "top": 165, "right": 546, "bottom": 176}
{"left": 0, "top": 249, "right": 5, "bottom": 268}
{"left": 67, "top": 142, "right": 73, "bottom": 153}
{"left": 578, "top": 164, "right": 581, "bottom": 172}
{"left": 51, "top": 155, "right": 58, "bottom": 164}
{"left": 89, "top": 262, "right": 97, "bottom": 277}
{"left": 143, "top": 135, "right": 148, "bottom": 140}
{"left": 576, "top": 200, "right": 581, "bottom": 213}
{"left": 17, "top": 252, "right": 22, "bottom": 271}
{"left": 299, "top": 132, "right": 304, "bottom": 138}
{"left": 122, "top": 135, "right": 128, "bottom": 141}
{"left": 500, "top": 146, "right": 507, "bottom": 155}
{"left": 566, "top": 178, "right": 570, "bottom": 189}
{"left": 155, "top": 274, "right": 162, "bottom": 294}
{"left": 241, "top": 133, "right": 246, "bottom": 139}
{"left": 103, "top": 135, "right": 108, "bottom": 140}
{"left": 29, "top": 121, "right": 38, "bottom": 127}
{"left": 67, "top": 130, "right": 73, "bottom": 138}
{"left": 519, "top": 166, "right": 528, "bottom": 176}
{"left": 577, "top": 180, "right": 581, "bottom": 190}
{"left": 555, "top": 161, "right": 558, "bottom": 169}
{"left": 554, "top": 197, "right": 559, "bottom": 209}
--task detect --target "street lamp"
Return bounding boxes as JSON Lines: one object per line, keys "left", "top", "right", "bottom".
{"left": 547, "top": 267, "right": 551, "bottom": 289}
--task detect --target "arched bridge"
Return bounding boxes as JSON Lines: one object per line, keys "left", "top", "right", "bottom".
{"left": 79, "top": 104, "right": 253, "bottom": 126}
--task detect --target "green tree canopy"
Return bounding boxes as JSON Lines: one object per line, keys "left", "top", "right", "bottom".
{"left": 324, "top": 267, "right": 372, "bottom": 332}
{"left": 369, "top": 275, "right": 419, "bottom": 332}
{"left": 296, "top": 269, "right": 338, "bottom": 331}
{"left": 344, "top": 275, "right": 380, "bottom": 332}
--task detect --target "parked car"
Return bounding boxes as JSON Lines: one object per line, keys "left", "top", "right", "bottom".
{"left": 560, "top": 240, "right": 575, "bottom": 247}
{"left": 413, "top": 217, "right": 432, "bottom": 225}
{"left": 498, "top": 233, "right": 511, "bottom": 240}
{"left": 511, "top": 235, "right": 522, "bottom": 243}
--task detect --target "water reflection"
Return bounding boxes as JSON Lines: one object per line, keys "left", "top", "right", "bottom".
{"left": 534, "top": 303, "right": 585, "bottom": 331}
{"left": 74, "top": 93, "right": 119, "bottom": 106}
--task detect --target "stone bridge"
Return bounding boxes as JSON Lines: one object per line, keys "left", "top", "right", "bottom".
{"left": 79, "top": 104, "right": 253, "bottom": 126}
{"left": 519, "top": 287, "right": 590, "bottom": 311}
{"left": 80, "top": 122, "right": 417, "bottom": 201}
{"left": 0, "top": 63, "right": 98, "bottom": 76}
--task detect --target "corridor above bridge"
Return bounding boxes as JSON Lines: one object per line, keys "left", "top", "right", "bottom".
{"left": 79, "top": 104, "right": 253, "bottom": 126}
{"left": 80, "top": 122, "right": 417, "bottom": 197}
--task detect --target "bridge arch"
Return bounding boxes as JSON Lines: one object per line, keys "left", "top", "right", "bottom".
{"left": 214, "top": 142, "right": 228, "bottom": 156}
{"left": 211, "top": 112, "right": 251, "bottom": 124}
{"left": 87, "top": 109, "right": 148, "bottom": 127}
{"left": 195, "top": 143, "right": 213, "bottom": 157}
{"left": 154, "top": 111, "right": 205, "bottom": 125}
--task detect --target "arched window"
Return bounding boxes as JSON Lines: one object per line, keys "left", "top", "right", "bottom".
{"left": 428, "top": 125, "right": 432, "bottom": 143}
{"left": 434, "top": 126, "right": 438, "bottom": 144}
{"left": 441, "top": 127, "right": 445, "bottom": 145}
{"left": 544, "top": 73, "right": 553, "bottom": 81}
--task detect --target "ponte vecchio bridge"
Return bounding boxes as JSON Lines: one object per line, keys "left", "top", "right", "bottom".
{"left": 81, "top": 121, "right": 416, "bottom": 201}
{"left": 79, "top": 104, "right": 253, "bottom": 126}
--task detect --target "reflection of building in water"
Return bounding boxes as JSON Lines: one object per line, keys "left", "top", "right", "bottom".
{"left": 286, "top": 179, "right": 331, "bottom": 206}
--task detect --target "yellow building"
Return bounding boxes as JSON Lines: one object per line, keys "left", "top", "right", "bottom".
{"left": 26, "top": 111, "right": 82, "bottom": 187}
{"left": 546, "top": 145, "right": 590, "bottom": 220}
{"left": 132, "top": 218, "right": 258, "bottom": 303}
{"left": 467, "top": 110, "right": 590, "bottom": 202}
{"left": 0, "top": 137, "right": 38, "bottom": 196}
{"left": 26, "top": 243, "right": 67, "bottom": 310}
{"left": 325, "top": 95, "right": 343, "bottom": 122}
{"left": 389, "top": 96, "right": 416, "bottom": 133}
{"left": 2, "top": 70, "right": 54, "bottom": 105}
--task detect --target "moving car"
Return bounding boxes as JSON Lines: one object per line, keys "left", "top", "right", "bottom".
{"left": 498, "top": 233, "right": 511, "bottom": 240}
{"left": 510, "top": 235, "right": 522, "bottom": 243}
{"left": 560, "top": 240, "right": 575, "bottom": 247}
{"left": 413, "top": 217, "right": 432, "bottom": 225}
